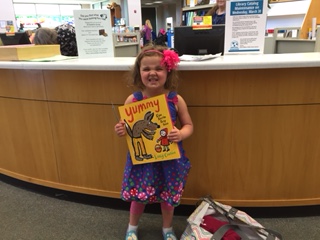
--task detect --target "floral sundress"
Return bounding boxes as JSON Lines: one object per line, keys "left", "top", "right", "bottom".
{"left": 120, "top": 91, "right": 191, "bottom": 207}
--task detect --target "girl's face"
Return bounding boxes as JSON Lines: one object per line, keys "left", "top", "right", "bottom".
{"left": 217, "top": 0, "right": 226, "bottom": 8}
{"left": 140, "top": 55, "right": 168, "bottom": 91}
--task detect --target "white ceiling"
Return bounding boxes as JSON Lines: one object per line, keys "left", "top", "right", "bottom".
{"left": 12, "top": 0, "right": 177, "bottom": 7}
{"left": 140, "top": 0, "right": 177, "bottom": 6}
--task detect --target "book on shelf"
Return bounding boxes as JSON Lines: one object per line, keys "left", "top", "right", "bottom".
{"left": 185, "top": 0, "right": 212, "bottom": 7}
{"left": 182, "top": 9, "right": 210, "bottom": 26}
{"left": 0, "top": 44, "right": 61, "bottom": 61}
{"left": 192, "top": 15, "right": 212, "bottom": 29}
{"left": 118, "top": 94, "right": 181, "bottom": 165}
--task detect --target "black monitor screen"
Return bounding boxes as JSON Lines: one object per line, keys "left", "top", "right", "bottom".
{"left": 0, "top": 32, "right": 31, "bottom": 46}
{"left": 174, "top": 25, "right": 225, "bottom": 56}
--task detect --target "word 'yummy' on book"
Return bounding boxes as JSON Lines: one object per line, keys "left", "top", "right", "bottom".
{"left": 118, "top": 94, "right": 181, "bottom": 165}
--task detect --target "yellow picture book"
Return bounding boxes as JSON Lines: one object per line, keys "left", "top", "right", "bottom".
{"left": 118, "top": 94, "right": 181, "bottom": 165}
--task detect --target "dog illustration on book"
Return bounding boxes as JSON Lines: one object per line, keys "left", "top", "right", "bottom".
{"left": 124, "top": 111, "right": 160, "bottom": 161}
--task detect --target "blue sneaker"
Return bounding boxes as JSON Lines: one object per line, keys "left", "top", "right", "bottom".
{"left": 125, "top": 230, "right": 138, "bottom": 240}
{"left": 163, "top": 231, "right": 177, "bottom": 240}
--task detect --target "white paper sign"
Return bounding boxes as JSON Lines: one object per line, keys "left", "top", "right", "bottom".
{"left": 73, "top": 9, "right": 114, "bottom": 58}
{"left": 224, "top": 0, "right": 268, "bottom": 54}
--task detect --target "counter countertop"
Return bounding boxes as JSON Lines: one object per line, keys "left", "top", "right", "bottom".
{"left": 0, "top": 52, "right": 320, "bottom": 71}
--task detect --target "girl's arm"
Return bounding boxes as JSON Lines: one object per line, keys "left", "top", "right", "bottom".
{"left": 168, "top": 95, "right": 193, "bottom": 142}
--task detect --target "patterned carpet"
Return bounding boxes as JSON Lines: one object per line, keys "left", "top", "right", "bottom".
{"left": 1, "top": 174, "right": 320, "bottom": 240}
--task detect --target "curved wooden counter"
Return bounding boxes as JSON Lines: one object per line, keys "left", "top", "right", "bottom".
{"left": 1, "top": 53, "right": 320, "bottom": 207}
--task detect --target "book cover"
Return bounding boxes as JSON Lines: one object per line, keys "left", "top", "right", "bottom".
{"left": 192, "top": 15, "right": 212, "bottom": 30}
{"left": 118, "top": 94, "right": 181, "bottom": 165}
{"left": 0, "top": 44, "right": 61, "bottom": 61}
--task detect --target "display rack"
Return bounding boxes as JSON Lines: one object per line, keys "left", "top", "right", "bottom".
{"left": 112, "top": 32, "right": 140, "bottom": 57}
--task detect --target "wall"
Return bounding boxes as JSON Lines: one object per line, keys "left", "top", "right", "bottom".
{"left": 127, "top": 0, "right": 142, "bottom": 27}
{"left": 146, "top": 1, "right": 182, "bottom": 34}
{"left": 0, "top": 0, "right": 17, "bottom": 33}
{"left": 266, "top": 0, "right": 310, "bottom": 29}
{"left": 300, "top": 0, "right": 320, "bottom": 38}
{"left": 80, "top": 4, "right": 91, "bottom": 9}
{"left": 156, "top": 4, "right": 177, "bottom": 31}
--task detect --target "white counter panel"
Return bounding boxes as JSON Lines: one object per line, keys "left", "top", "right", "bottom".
{"left": 0, "top": 53, "right": 320, "bottom": 71}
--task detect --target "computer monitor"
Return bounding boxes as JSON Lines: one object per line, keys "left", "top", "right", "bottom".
{"left": 173, "top": 25, "right": 225, "bottom": 56}
{"left": 0, "top": 32, "right": 31, "bottom": 46}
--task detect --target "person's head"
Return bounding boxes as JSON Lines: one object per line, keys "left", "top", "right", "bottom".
{"left": 33, "top": 27, "right": 57, "bottom": 45}
{"left": 129, "top": 45, "right": 180, "bottom": 92}
{"left": 145, "top": 19, "right": 153, "bottom": 30}
{"left": 55, "top": 23, "right": 78, "bottom": 56}
{"left": 216, "top": 0, "right": 226, "bottom": 9}
{"left": 206, "top": 0, "right": 226, "bottom": 15}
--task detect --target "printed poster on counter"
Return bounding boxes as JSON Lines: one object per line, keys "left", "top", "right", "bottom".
{"left": 73, "top": 9, "right": 114, "bottom": 58}
{"left": 224, "top": 0, "right": 268, "bottom": 54}
{"left": 118, "top": 94, "right": 181, "bottom": 165}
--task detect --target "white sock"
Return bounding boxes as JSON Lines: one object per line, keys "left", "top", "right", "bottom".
{"left": 162, "top": 227, "right": 173, "bottom": 234}
{"left": 127, "top": 224, "right": 138, "bottom": 233}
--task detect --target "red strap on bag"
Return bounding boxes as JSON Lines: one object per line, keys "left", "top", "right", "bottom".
{"left": 200, "top": 215, "right": 241, "bottom": 240}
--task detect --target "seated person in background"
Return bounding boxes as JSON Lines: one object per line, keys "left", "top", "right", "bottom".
{"left": 55, "top": 23, "right": 78, "bottom": 56}
{"left": 18, "top": 23, "right": 25, "bottom": 32}
{"left": 206, "top": 0, "right": 226, "bottom": 25}
{"left": 33, "top": 27, "right": 58, "bottom": 45}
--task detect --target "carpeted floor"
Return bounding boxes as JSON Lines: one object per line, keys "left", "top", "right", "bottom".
{"left": 1, "top": 174, "right": 320, "bottom": 240}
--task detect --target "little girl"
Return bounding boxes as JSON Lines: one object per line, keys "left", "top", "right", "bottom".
{"left": 114, "top": 45, "right": 193, "bottom": 240}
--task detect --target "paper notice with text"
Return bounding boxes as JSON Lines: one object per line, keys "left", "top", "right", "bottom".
{"left": 224, "top": 0, "right": 268, "bottom": 54}
{"left": 74, "top": 9, "right": 114, "bottom": 58}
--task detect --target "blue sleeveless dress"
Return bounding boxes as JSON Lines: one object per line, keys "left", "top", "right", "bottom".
{"left": 120, "top": 91, "right": 191, "bottom": 207}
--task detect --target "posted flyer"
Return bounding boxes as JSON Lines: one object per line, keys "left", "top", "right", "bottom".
{"left": 73, "top": 9, "right": 114, "bottom": 58}
{"left": 224, "top": 0, "right": 268, "bottom": 54}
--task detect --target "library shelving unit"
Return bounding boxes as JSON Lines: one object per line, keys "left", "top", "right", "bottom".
{"left": 112, "top": 32, "right": 140, "bottom": 57}
{"left": 181, "top": 4, "right": 214, "bottom": 26}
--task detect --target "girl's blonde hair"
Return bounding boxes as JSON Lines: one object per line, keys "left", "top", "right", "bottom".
{"left": 145, "top": 19, "right": 153, "bottom": 30}
{"left": 127, "top": 45, "right": 179, "bottom": 92}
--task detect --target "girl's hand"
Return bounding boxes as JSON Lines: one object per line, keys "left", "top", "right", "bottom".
{"left": 167, "top": 126, "right": 182, "bottom": 143}
{"left": 114, "top": 120, "right": 126, "bottom": 137}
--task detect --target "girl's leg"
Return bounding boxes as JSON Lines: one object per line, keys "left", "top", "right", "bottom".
{"left": 161, "top": 202, "right": 177, "bottom": 240}
{"left": 161, "top": 202, "right": 174, "bottom": 228}
{"left": 129, "top": 201, "right": 146, "bottom": 226}
{"left": 126, "top": 202, "right": 146, "bottom": 239}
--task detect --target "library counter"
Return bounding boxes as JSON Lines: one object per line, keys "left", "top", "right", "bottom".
{"left": 1, "top": 53, "right": 320, "bottom": 207}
